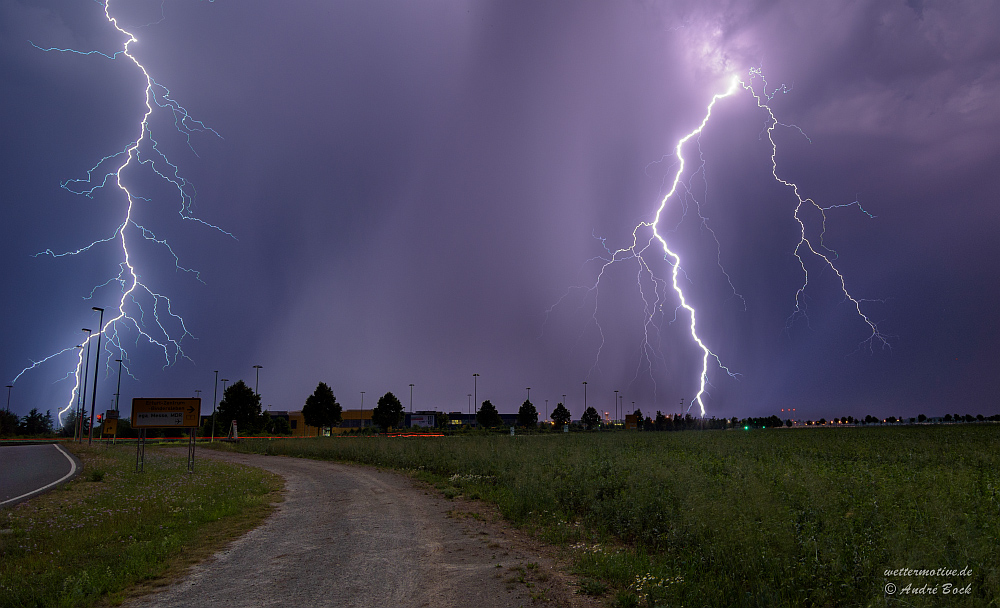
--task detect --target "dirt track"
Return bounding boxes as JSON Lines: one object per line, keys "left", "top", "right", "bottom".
{"left": 127, "top": 450, "right": 581, "bottom": 608}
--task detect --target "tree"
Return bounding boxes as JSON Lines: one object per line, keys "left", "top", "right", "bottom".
{"left": 581, "top": 406, "right": 600, "bottom": 430}
{"left": 476, "top": 400, "right": 503, "bottom": 428}
{"left": 372, "top": 392, "right": 404, "bottom": 431}
{"left": 0, "top": 410, "right": 19, "bottom": 436}
{"left": 271, "top": 415, "right": 292, "bottom": 435}
{"left": 517, "top": 399, "right": 537, "bottom": 428}
{"left": 60, "top": 410, "right": 89, "bottom": 438}
{"left": 302, "top": 382, "right": 342, "bottom": 434}
{"left": 217, "top": 380, "right": 263, "bottom": 435}
{"left": 550, "top": 402, "right": 571, "bottom": 427}
{"left": 19, "top": 408, "right": 54, "bottom": 436}
{"left": 654, "top": 411, "right": 668, "bottom": 431}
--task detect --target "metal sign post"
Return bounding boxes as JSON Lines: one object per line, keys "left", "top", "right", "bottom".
{"left": 187, "top": 428, "right": 196, "bottom": 474}
{"left": 135, "top": 428, "right": 146, "bottom": 473}
{"left": 131, "top": 398, "right": 202, "bottom": 473}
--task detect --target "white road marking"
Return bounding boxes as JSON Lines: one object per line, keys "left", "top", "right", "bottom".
{"left": 0, "top": 444, "right": 78, "bottom": 507}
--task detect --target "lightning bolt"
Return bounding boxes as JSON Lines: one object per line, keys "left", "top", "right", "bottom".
{"left": 743, "top": 67, "right": 887, "bottom": 350}
{"left": 12, "top": 1, "right": 226, "bottom": 427}
{"left": 547, "top": 70, "right": 886, "bottom": 417}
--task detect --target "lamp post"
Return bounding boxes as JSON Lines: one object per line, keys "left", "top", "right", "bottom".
{"left": 467, "top": 394, "right": 472, "bottom": 415}
{"left": 582, "top": 381, "right": 587, "bottom": 412}
{"left": 545, "top": 399, "right": 548, "bottom": 423}
{"left": 88, "top": 307, "right": 104, "bottom": 445}
{"left": 5, "top": 385, "right": 11, "bottom": 413}
{"left": 409, "top": 383, "right": 414, "bottom": 413}
{"left": 472, "top": 373, "right": 479, "bottom": 412}
{"left": 526, "top": 387, "right": 530, "bottom": 403}
{"left": 253, "top": 365, "right": 263, "bottom": 397}
{"left": 79, "top": 329, "right": 92, "bottom": 443}
{"left": 195, "top": 389, "right": 201, "bottom": 399}
{"left": 614, "top": 390, "right": 618, "bottom": 424}
{"left": 360, "top": 391, "right": 365, "bottom": 429}
{"left": 113, "top": 359, "right": 122, "bottom": 412}
{"left": 211, "top": 371, "right": 219, "bottom": 443}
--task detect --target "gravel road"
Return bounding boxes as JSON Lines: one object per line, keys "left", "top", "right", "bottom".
{"left": 128, "top": 451, "right": 547, "bottom": 608}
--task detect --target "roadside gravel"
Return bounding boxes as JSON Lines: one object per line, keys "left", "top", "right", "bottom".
{"left": 127, "top": 450, "right": 589, "bottom": 608}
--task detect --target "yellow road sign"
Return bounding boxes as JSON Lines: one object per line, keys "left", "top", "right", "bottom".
{"left": 102, "top": 419, "right": 118, "bottom": 435}
{"left": 131, "top": 398, "right": 202, "bottom": 428}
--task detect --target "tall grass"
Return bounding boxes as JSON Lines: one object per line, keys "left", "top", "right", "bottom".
{"left": 0, "top": 444, "right": 281, "bottom": 607}
{"left": 234, "top": 426, "right": 999, "bottom": 607}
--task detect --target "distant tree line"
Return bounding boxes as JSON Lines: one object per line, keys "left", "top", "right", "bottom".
{"left": 0, "top": 408, "right": 55, "bottom": 437}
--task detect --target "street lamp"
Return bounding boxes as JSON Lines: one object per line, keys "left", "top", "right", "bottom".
{"left": 473, "top": 373, "right": 479, "bottom": 411}
{"left": 545, "top": 399, "right": 548, "bottom": 422}
{"left": 253, "top": 365, "right": 263, "bottom": 396}
{"left": 195, "top": 389, "right": 202, "bottom": 399}
{"left": 526, "top": 387, "right": 530, "bottom": 403}
{"left": 79, "top": 328, "right": 92, "bottom": 443}
{"left": 409, "top": 383, "right": 414, "bottom": 413}
{"left": 360, "top": 391, "right": 365, "bottom": 429}
{"left": 113, "top": 359, "right": 123, "bottom": 412}
{"left": 88, "top": 307, "right": 104, "bottom": 445}
{"left": 5, "top": 385, "right": 11, "bottom": 413}
{"left": 467, "top": 393, "right": 472, "bottom": 415}
{"left": 211, "top": 371, "right": 219, "bottom": 443}
{"left": 582, "top": 381, "right": 587, "bottom": 412}
{"left": 614, "top": 390, "right": 618, "bottom": 424}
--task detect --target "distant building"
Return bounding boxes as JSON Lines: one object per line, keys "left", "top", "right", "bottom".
{"left": 340, "top": 409, "right": 373, "bottom": 429}
{"left": 268, "top": 410, "right": 321, "bottom": 437}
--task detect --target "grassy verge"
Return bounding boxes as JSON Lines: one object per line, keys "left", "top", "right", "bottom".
{"left": 227, "top": 426, "right": 999, "bottom": 607}
{"left": 0, "top": 443, "right": 282, "bottom": 607}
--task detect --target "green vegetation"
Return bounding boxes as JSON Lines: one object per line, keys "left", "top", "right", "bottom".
{"left": 371, "top": 392, "right": 404, "bottom": 431}
{"left": 231, "top": 426, "right": 999, "bottom": 607}
{"left": 517, "top": 399, "right": 538, "bottom": 428}
{"left": 302, "top": 382, "right": 342, "bottom": 431}
{"left": 0, "top": 444, "right": 281, "bottom": 607}
{"left": 216, "top": 379, "right": 262, "bottom": 435}
{"left": 476, "top": 400, "right": 503, "bottom": 428}
{"left": 0, "top": 408, "right": 55, "bottom": 437}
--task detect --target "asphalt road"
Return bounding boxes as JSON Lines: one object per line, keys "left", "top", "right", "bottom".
{"left": 0, "top": 443, "right": 79, "bottom": 507}
{"left": 128, "top": 451, "right": 542, "bottom": 608}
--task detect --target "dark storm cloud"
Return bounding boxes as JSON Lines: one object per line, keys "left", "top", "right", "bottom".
{"left": 2, "top": 0, "right": 998, "bottom": 423}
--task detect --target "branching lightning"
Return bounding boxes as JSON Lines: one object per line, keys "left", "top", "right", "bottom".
{"left": 548, "top": 69, "right": 887, "bottom": 417}
{"left": 11, "top": 1, "right": 225, "bottom": 426}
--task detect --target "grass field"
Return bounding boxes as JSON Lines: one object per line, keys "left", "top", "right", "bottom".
{"left": 0, "top": 443, "right": 282, "bottom": 608}
{"left": 231, "top": 426, "right": 999, "bottom": 607}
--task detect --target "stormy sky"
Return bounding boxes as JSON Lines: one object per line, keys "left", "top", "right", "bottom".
{"left": 2, "top": 0, "right": 998, "bottom": 424}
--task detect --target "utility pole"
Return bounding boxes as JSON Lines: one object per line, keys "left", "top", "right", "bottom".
{"left": 79, "top": 329, "right": 91, "bottom": 443}
{"left": 472, "top": 373, "right": 479, "bottom": 412}
{"left": 113, "top": 359, "right": 123, "bottom": 411}
{"left": 88, "top": 307, "right": 104, "bottom": 445}
{"left": 211, "top": 371, "right": 219, "bottom": 443}
{"left": 253, "top": 365, "right": 263, "bottom": 398}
